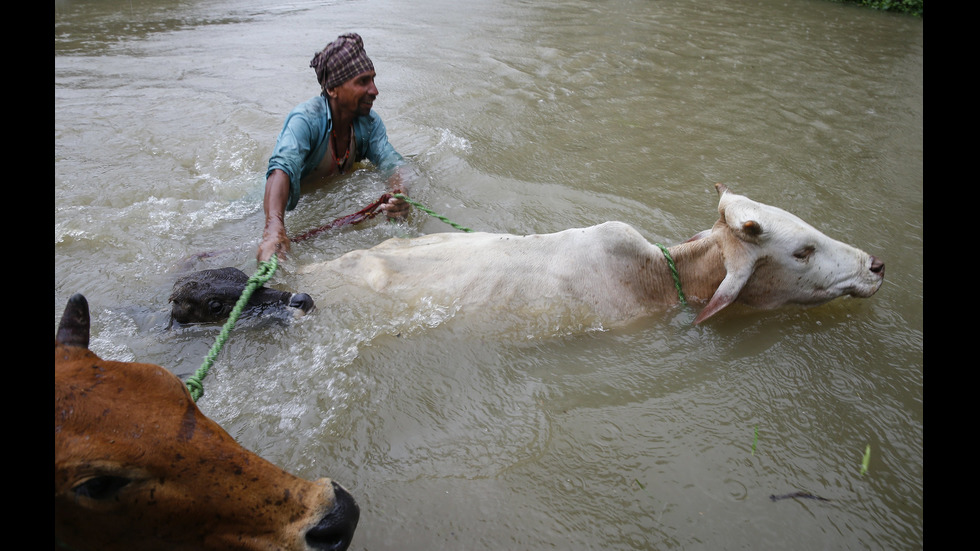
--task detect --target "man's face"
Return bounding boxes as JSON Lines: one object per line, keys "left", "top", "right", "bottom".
{"left": 330, "top": 70, "right": 379, "bottom": 117}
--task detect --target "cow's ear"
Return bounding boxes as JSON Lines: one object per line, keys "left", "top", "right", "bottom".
{"left": 719, "top": 202, "right": 763, "bottom": 244}
{"left": 742, "top": 220, "right": 762, "bottom": 237}
{"left": 57, "top": 294, "right": 90, "bottom": 349}
{"left": 693, "top": 270, "right": 747, "bottom": 325}
{"left": 693, "top": 236, "right": 757, "bottom": 325}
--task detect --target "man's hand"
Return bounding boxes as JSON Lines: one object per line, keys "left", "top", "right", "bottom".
{"left": 381, "top": 192, "right": 410, "bottom": 220}
{"left": 257, "top": 226, "right": 290, "bottom": 262}
{"left": 382, "top": 170, "right": 411, "bottom": 220}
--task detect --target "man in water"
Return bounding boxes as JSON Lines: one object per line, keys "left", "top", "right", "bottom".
{"left": 257, "top": 33, "right": 410, "bottom": 262}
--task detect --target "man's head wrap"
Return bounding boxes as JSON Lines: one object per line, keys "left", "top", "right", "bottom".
{"left": 310, "top": 33, "right": 375, "bottom": 93}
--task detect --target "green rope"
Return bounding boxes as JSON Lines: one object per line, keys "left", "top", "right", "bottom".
{"left": 394, "top": 193, "right": 473, "bottom": 233}
{"left": 185, "top": 255, "right": 279, "bottom": 402}
{"left": 655, "top": 242, "right": 687, "bottom": 306}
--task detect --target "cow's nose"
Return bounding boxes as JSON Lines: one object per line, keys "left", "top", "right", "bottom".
{"left": 869, "top": 256, "right": 884, "bottom": 276}
{"left": 289, "top": 293, "right": 316, "bottom": 315}
{"left": 305, "top": 481, "right": 359, "bottom": 551}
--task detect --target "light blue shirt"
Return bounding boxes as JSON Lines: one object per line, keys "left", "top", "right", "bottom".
{"left": 266, "top": 95, "right": 404, "bottom": 211}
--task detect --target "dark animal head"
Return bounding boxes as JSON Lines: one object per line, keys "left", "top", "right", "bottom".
{"left": 169, "top": 267, "right": 315, "bottom": 325}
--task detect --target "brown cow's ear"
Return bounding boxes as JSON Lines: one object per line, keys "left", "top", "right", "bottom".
{"left": 57, "top": 294, "right": 91, "bottom": 350}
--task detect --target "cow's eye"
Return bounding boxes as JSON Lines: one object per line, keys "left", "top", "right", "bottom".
{"left": 793, "top": 246, "right": 815, "bottom": 261}
{"left": 73, "top": 475, "right": 131, "bottom": 501}
{"left": 208, "top": 299, "right": 225, "bottom": 315}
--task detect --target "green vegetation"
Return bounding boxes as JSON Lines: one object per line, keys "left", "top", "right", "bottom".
{"left": 836, "top": 0, "right": 923, "bottom": 16}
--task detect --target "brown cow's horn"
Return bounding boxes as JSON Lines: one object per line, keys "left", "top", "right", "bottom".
{"left": 56, "top": 293, "right": 90, "bottom": 349}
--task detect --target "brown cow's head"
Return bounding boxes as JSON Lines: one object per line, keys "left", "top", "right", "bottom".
{"left": 55, "top": 293, "right": 358, "bottom": 551}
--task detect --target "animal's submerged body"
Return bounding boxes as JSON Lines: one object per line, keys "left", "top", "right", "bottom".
{"left": 55, "top": 294, "right": 359, "bottom": 551}
{"left": 301, "top": 184, "right": 884, "bottom": 326}
{"left": 170, "top": 184, "right": 884, "bottom": 329}
{"left": 306, "top": 221, "right": 676, "bottom": 322}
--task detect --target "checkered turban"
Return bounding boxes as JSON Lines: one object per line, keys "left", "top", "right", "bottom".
{"left": 310, "top": 33, "right": 375, "bottom": 93}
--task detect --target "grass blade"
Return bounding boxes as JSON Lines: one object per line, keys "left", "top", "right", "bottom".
{"left": 860, "top": 444, "right": 871, "bottom": 476}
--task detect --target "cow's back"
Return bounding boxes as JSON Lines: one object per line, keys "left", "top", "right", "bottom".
{"left": 303, "top": 221, "right": 662, "bottom": 322}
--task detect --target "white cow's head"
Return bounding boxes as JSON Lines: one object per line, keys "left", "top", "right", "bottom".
{"left": 693, "top": 184, "right": 884, "bottom": 324}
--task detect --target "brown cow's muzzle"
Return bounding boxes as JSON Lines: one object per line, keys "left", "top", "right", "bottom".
{"left": 306, "top": 481, "right": 360, "bottom": 551}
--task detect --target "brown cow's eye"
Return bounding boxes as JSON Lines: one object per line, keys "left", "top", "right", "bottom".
{"left": 73, "top": 475, "right": 131, "bottom": 500}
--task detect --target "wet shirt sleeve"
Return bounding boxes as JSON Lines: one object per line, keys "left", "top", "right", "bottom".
{"left": 266, "top": 97, "right": 330, "bottom": 211}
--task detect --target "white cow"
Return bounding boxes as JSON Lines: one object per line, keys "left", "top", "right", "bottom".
{"left": 295, "top": 183, "right": 884, "bottom": 326}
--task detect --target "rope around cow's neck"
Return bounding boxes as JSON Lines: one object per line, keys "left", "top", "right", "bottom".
{"left": 185, "top": 255, "right": 279, "bottom": 402}
{"left": 654, "top": 243, "right": 687, "bottom": 306}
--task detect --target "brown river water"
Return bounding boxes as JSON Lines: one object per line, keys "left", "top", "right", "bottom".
{"left": 55, "top": 0, "right": 922, "bottom": 549}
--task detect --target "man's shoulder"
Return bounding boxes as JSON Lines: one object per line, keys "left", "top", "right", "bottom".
{"left": 290, "top": 95, "right": 328, "bottom": 117}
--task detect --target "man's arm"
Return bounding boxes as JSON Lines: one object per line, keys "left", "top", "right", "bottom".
{"left": 358, "top": 112, "right": 413, "bottom": 220}
{"left": 257, "top": 169, "right": 292, "bottom": 262}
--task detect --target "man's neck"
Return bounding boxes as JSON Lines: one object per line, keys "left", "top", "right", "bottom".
{"left": 327, "top": 96, "right": 355, "bottom": 133}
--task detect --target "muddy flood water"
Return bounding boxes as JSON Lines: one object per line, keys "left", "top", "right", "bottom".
{"left": 56, "top": 0, "right": 922, "bottom": 549}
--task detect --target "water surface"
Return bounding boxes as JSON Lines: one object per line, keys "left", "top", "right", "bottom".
{"left": 55, "top": 1, "right": 923, "bottom": 549}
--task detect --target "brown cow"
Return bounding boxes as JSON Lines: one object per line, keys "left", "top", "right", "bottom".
{"left": 55, "top": 293, "right": 358, "bottom": 551}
